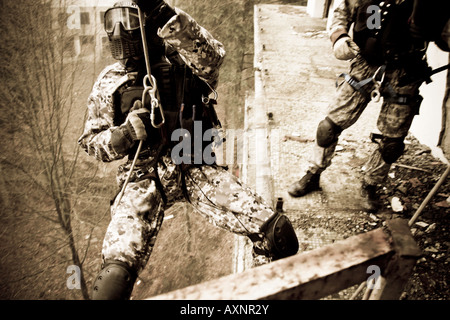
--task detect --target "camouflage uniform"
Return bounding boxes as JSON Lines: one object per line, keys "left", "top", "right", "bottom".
{"left": 307, "top": 0, "right": 448, "bottom": 185}
{"left": 309, "top": 55, "right": 421, "bottom": 185}
{"left": 78, "top": 8, "right": 281, "bottom": 275}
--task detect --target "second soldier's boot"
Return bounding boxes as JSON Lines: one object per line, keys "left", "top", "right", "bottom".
{"left": 288, "top": 171, "right": 321, "bottom": 198}
{"left": 360, "top": 181, "right": 381, "bottom": 213}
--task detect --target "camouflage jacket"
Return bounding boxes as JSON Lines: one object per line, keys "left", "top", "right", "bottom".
{"left": 329, "top": 0, "right": 449, "bottom": 50}
{"left": 77, "top": 8, "right": 226, "bottom": 163}
{"left": 328, "top": 0, "right": 410, "bottom": 45}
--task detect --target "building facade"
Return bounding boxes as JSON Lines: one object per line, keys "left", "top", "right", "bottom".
{"left": 54, "top": 0, "right": 116, "bottom": 58}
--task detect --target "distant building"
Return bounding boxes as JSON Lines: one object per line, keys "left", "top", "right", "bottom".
{"left": 54, "top": 0, "right": 177, "bottom": 58}
{"left": 53, "top": 0, "right": 116, "bottom": 57}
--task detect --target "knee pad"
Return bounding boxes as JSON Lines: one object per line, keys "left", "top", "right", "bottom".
{"left": 92, "top": 261, "right": 137, "bottom": 300}
{"left": 379, "top": 136, "right": 405, "bottom": 164}
{"left": 261, "top": 213, "right": 299, "bottom": 260}
{"left": 316, "top": 117, "right": 342, "bottom": 148}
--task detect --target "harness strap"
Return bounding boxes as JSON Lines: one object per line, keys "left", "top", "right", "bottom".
{"left": 381, "top": 83, "right": 423, "bottom": 106}
{"left": 137, "top": 167, "right": 168, "bottom": 205}
{"left": 336, "top": 65, "right": 385, "bottom": 99}
{"left": 126, "top": 143, "right": 168, "bottom": 205}
{"left": 336, "top": 73, "right": 374, "bottom": 99}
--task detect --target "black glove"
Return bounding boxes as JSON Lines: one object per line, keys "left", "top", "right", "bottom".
{"left": 134, "top": 0, "right": 176, "bottom": 29}
{"left": 134, "top": 0, "right": 164, "bottom": 14}
{"left": 110, "top": 103, "right": 152, "bottom": 154}
{"left": 123, "top": 107, "right": 152, "bottom": 141}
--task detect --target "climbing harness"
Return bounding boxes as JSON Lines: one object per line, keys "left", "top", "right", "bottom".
{"left": 336, "top": 64, "right": 386, "bottom": 102}
{"left": 337, "top": 62, "right": 450, "bottom": 104}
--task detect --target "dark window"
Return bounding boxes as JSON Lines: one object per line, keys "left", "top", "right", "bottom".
{"left": 80, "top": 12, "right": 90, "bottom": 25}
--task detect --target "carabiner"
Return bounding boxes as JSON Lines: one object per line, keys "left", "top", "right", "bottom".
{"left": 370, "top": 66, "right": 386, "bottom": 103}
{"left": 142, "top": 74, "right": 165, "bottom": 128}
{"left": 373, "top": 66, "right": 385, "bottom": 84}
{"left": 371, "top": 85, "right": 381, "bottom": 102}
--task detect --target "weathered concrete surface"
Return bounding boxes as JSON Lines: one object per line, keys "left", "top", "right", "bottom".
{"left": 238, "top": 4, "right": 388, "bottom": 282}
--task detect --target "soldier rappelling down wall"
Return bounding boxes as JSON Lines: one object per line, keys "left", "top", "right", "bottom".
{"left": 77, "top": 0, "right": 299, "bottom": 300}
{"left": 288, "top": 0, "right": 450, "bottom": 212}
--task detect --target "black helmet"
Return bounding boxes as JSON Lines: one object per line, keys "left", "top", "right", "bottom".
{"left": 104, "top": 2, "right": 143, "bottom": 60}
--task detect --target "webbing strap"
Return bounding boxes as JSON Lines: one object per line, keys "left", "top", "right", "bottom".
{"left": 336, "top": 73, "right": 374, "bottom": 99}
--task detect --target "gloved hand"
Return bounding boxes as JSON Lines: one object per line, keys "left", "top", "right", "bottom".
{"left": 124, "top": 106, "right": 152, "bottom": 141}
{"left": 333, "top": 36, "right": 360, "bottom": 60}
{"left": 134, "top": 0, "right": 176, "bottom": 29}
{"left": 134, "top": 0, "right": 163, "bottom": 12}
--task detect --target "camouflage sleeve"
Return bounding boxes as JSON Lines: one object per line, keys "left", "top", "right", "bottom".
{"left": 77, "top": 63, "right": 132, "bottom": 162}
{"left": 157, "top": 8, "right": 226, "bottom": 89}
{"left": 329, "top": 0, "right": 358, "bottom": 45}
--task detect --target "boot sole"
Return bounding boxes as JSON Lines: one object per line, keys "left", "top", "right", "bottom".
{"left": 288, "top": 186, "right": 321, "bottom": 198}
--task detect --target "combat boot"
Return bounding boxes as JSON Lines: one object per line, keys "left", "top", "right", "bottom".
{"left": 288, "top": 171, "right": 321, "bottom": 198}
{"left": 360, "top": 181, "right": 381, "bottom": 213}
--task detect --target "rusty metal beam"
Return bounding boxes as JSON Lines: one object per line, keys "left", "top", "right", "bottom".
{"left": 147, "top": 219, "right": 420, "bottom": 300}
{"left": 368, "top": 219, "right": 423, "bottom": 300}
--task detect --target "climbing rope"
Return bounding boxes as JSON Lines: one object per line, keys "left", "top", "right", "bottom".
{"left": 114, "top": 5, "right": 164, "bottom": 210}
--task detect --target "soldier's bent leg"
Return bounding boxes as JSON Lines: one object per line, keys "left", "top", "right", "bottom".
{"left": 368, "top": 64, "right": 422, "bottom": 181}
{"left": 92, "top": 178, "right": 165, "bottom": 300}
{"left": 316, "top": 116, "right": 342, "bottom": 148}
{"left": 255, "top": 212, "right": 299, "bottom": 260}
{"left": 184, "top": 165, "right": 299, "bottom": 260}
{"left": 309, "top": 56, "right": 376, "bottom": 174}
{"left": 363, "top": 68, "right": 422, "bottom": 196}
{"left": 288, "top": 117, "right": 341, "bottom": 197}
{"left": 290, "top": 57, "right": 375, "bottom": 197}
{"left": 309, "top": 116, "right": 343, "bottom": 174}
{"left": 361, "top": 137, "right": 405, "bottom": 212}
{"left": 92, "top": 260, "right": 137, "bottom": 300}
{"left": 364, "top": 135, "right": 406, "bottom": 185}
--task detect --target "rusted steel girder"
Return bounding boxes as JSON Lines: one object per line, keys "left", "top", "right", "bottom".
{"left": 147, "top": 219, "right": 421, "bottom": 300}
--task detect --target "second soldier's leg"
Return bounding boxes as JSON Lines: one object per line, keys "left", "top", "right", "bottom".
{"left": 184, "top": 165, "right": 299, "bottom": 261}
{"left": 289, "top": 56, "right": 376, "bottom": 197}
{"left": 362, "top": 68, "right": 422, "bottom": 212}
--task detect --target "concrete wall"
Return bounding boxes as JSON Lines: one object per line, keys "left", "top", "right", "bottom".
{"left": 307, "top": 0, "right": 327, "bottom": 18}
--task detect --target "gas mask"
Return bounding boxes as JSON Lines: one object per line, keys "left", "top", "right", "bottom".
{"left": 104, "top": 3, "right": 143, "bottom": 60}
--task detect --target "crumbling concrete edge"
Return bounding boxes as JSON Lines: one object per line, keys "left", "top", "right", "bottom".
{"left": 233, "top": 4, "right": 274, "bottom": 273}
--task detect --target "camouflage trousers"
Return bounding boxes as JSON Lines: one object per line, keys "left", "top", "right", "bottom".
{"left": 308, "top": 56, "right": 422, "bottom": 185}
{"left": 102, "top": 154, "right": 276, "bottom": 274}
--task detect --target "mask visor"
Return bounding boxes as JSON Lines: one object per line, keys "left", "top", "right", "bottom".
{"left": 104, "top": 6, "right": 140, "bottom": 33}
